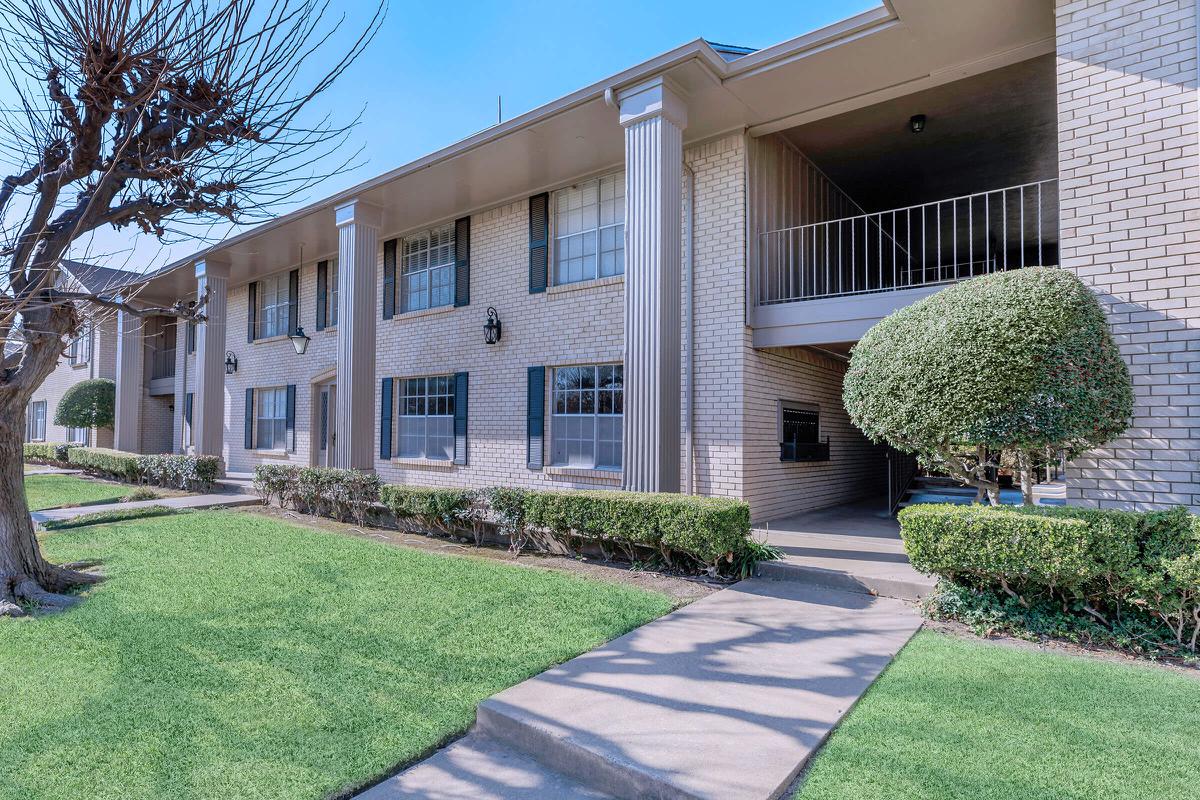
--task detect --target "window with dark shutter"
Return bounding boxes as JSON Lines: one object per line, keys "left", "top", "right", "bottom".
{"left": 316, "top": 260, "right": 328, "bottom": 330}
{"left": 382, "top": 239, "right": 397, "bottom": 319}
{"left": 243, "top": 388, "right": 255, "bottom": 449}
{"left": 529, "top": 193, "right": 549, "bottom": 294}
{"left": 454, "top": 216, "right": 471, "bottom": 307}
{"left": 247, "top": 282, "right": 257, "bottom": 342}
{"left": 380, "top": 377, "right": 393, "bottom": 460}
{"left": 285, "top": 384, "right": 297, "bottom": 452}
{"left": 287, "top": 269, "right": 299, "bottom": 335}
{"left": 453, "top": 372, "right": 468, "bottom": 465}
{"left": 527, "top": 366, "right": 545, "bottom": 469}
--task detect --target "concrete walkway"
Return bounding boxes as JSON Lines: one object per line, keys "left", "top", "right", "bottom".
{"left": 31, "top": 489, "right": 259, "bottom": 526}
{"left": 756, "top": 500, "right": 936, "bottom": 601}
{"left": 359, "top": 579, "right": 922, "bottom": 800}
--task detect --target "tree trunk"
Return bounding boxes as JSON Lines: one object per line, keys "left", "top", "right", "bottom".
{"left": 0, "top": 361, "right": 100, "bottom": 617}
{"left": 1017, "top": 450, "right": 1036, "bottom": 507}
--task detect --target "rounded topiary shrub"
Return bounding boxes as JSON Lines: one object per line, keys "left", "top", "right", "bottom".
{"left": 55, "top": 377, "right": 116, "bottom": 430}
{"left": 844, "top": 267, "right": 1132, "bottom": 473}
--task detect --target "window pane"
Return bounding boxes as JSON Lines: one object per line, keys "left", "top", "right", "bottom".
{"left": 553, "top": 173, "right": 622, "bottom": 286}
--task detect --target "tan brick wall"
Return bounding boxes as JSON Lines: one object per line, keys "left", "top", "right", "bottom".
{"left": 1057, "top": 0, "right": 1200, "bottom": 511}
{"left": 26, "top": 314, "right": 117, "bottom": 448}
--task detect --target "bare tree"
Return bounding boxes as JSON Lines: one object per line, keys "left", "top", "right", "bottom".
{"left": 0, "top": 0, "right": 383, "bottom": 616}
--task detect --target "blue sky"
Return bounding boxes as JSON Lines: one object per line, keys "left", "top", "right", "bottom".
{"left": 82, "top": 0, "right": 877, "bottom": 271}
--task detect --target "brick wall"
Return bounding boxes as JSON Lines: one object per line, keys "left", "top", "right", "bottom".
{"left": 1057, "top": 0, "right": 1200, "bottom": 511}
{"left": 26, "top": 314, "right": 118, "bottom": 448}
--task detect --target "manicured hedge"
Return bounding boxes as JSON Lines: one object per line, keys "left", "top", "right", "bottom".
{"left": 62, "top": 447, "right": 220, "bottom": 491}
{"left": 900, "top": 503, "right": 1200, "bottom": 651}
{"left": 66, "top": 446, "right": 139, "bottom": 480}
{"left": 380, "top": 485, "right": 477, "bottom": 534}
{"left": 23, "top": 442, "right": 69, "bottom": 463}
{"left": 253, "top": 465, "right": 381, "bottom": 524}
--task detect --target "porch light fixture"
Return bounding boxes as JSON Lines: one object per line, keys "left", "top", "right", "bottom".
{"left": 483, "top": 307, "right": 502, "bottom": 345}
{"left": 224, "top": 351, "right": 238, "bottom": 375}
{"left": 288, "top": 326, "right": 311, "bottom": 356}
{"left": 909, "top": 114, "right": 926, "bottom": 134}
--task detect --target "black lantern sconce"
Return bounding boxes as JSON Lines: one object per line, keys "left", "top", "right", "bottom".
{"left": 908, "top": 114, "right": 926, "bottom": 134}
{"left": 224, "top": 351, "right": 238, "bottom": 375}
{"left": 289, "top": 326, "right": 311, "bottom": 356}
{"left": 484, "top": 307, "right": 502, "bottom": 345}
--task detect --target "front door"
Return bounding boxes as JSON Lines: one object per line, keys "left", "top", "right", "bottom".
{"left": 318, "top": 382, "right": 337, "bottom": 467}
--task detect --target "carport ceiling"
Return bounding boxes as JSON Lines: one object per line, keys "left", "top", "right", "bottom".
{"left": 781, "top": 54, "right": 1058, "bottom": 213}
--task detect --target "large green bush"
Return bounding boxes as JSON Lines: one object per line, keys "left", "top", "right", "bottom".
{"left": 66, "top": 446, "right": 139, "bottom": 480}
{"left": 252, "top": 465, "right": 381, "bottom": 524}
{"left": 844, "top": 268, "right": 1133, "bottom": 502}
{"left": 54, "top": 378, "right": 115, "bottom": 429}
{"left": 899, "top": 503, "right": 1200, "bottom": 651}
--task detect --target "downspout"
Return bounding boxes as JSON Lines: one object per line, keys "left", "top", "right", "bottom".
{"left": 683, "top": 162, "right": 695, "bottom": 495}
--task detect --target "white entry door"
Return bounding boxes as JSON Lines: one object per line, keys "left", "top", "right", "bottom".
{"left": 318, "top": 383, "right": 337, "bottom": 467}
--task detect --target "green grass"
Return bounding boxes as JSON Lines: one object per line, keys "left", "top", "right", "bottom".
{"left": 795, "top": 630, "right": 1200, "bottom": 800}
{"left": 24, "top": 473, "right": 134, "bottom": 511}
{"left": 0, "top": 510, "right": 672, "bottom": 800}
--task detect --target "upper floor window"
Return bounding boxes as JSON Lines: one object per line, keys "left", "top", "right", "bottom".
{"left": 255, "top": 386, "right": 288, "bottom": 451}
{"left": 257, "top": 273, "right": 290, "bottom": 338}
{"left": 327, "top": 259, "right": 339, "bottom": 327}
{"left": 25, "top": 401, "right": 46, "bottom": 442}
{"left": 402, "top": 225, "right": 455, "bottom": 313}
{"left": 397, "top": 375, "right": 455, "bottom": 460}
{"left": 551, "top": 364, "right": 622, "bottom": 470}
{"left": 66, "top": 328, "right": 91, "bottom": 365}
{"left": 554, "top": 172, "right": 624, "bottom": 286}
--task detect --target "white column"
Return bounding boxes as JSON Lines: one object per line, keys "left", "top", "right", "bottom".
{"left": 334, "top": 198, "right": 382, "bottom": 470}
{"left": 113, "top": 304, "right": 143, "bottom": 452}
{"left": 619, "top": 76, "right": 687, "bottom": 493}
{"left": 193, "top": 257, "right": 229, "bottom": 460}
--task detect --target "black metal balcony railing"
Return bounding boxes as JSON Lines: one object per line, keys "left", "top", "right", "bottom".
{"left": 757, "top": 179, "right": 1058, "bottom": 305}
{"left": 780, "top": 437, "right": 831, "bottom": 463}
{"left": 150, "top": 347, "right": 176, "bottom": 379}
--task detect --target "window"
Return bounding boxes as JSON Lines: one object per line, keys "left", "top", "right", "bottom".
{"left": 67, "top": 426, "right": 88, "bottom": 445}
{"left": 553, "top": 172, "right": 624, "bottom": 286}
{"left": 257, "top": 273, "right": 289, "bottom": 338}
{"left": 327, "top": 259, "right": 339, "bottom": 327}
{"left": 778, "top": 402, "right": 829, "bottom": 462}
{"left": 401, "top": 225, "right": 454, "bottom": 313}
{"left": 552, "top": 365, "right": 622, "bottom": 470}
{"left": 25, "top": 401, "right": 46, "bottom": 442}
{"left": 397, "top": 375, "right": 455, "bottom": 460}
{"left": 255, "top": 387, "right": 289, "bottom": 451}
{"left": 67, "top": 328, "right": 91, "bottom": 365}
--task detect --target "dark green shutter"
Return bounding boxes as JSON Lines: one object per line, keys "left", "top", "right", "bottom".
{"left": 247, "top": 282, "right": 257, "bottom": 342}
{"left": 287, "top": 269, "right": 299, "bottom": 335}
{"left": 454, "top": 216, "right": 471, "bottom": 307}
{"left": 380, "top": 377, "right": 393, "bottom": 460}
{"left": 184, "top": 393, "right": 193, "bottom": 426}
{"left": 186, "top": 321, "right": 196, "bottom": 353}
{"left": 529, "top": 193, "right": 549, "bottom": 293}
{"left": 244, "top": 388, "right": 254, "bottom": 449}
{"left": 453, "top": 372, "right": 468, "bottom": 465}
{"left": 383, "top": 239, "right": 397, "bottom": 319}
{"left": 315, "top": 260, "right": 328, "bottom": 330}
{"left": 285, "top": 384, "right": 296, "bottom": 453}
{"left": 526, "top": 366, "right": 545, "bottom": 469}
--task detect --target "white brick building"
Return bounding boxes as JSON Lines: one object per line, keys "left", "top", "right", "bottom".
{"left": 117, "top": 1, "right": 1199, "bottom": 520}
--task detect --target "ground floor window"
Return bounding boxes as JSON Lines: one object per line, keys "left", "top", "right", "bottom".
{"left": 551, "top": 364, "right": 622, "bottom": 470}
{"left": 25, "top": 401, "right": 46, "bottom": 442}
{"left": 256, "top": 387, "right": 288, "bottom": 451}
{"left": 397, "top": 375, "right": 454, "bottom": 460}
{"left": 778, "top": 401, "right": 829, "bottom": 462}
{"left": 67, "top": 426, "right": 88, "bottom": 445}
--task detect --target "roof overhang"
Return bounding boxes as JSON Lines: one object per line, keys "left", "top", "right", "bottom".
{"left": 139, "top": 0, "right": 1054, "bottom": 302}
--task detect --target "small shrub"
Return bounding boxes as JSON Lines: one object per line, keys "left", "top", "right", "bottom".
{"left": 23, "top": 442, "right": 67, "bottom": 463}
{"left": 136, "top": 453, "right": 221, "bottom": 491}
{"left": 899, "top": 503, "right": 1200, "bottom": 652}
{"left": 121, "top": 487, "right": 160, "bottom": 503}
{"left": 253, "top": 464, "right": 295, "bottom": 506}
{"left": 380, "top": 485, "right": 475, "bottom": 535}
{"left": 67, "top": 446, "right": 139, "bottom": 480}
{"left": 53, "top": 443, "right": 71, "bottom": 462}
{"left": 486, "top": 486, "right": 529, "bottom": 552}
{"left": 252, "top": 465, "right": 380, "bottom": 525}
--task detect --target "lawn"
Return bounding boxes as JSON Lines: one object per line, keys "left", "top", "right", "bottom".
{"left": 795, "top": 630, "right": 1200, "bottom": 800}
{"left": 0, "top": 510, "right": 673, "bottom": 800}
{"left": 23, "top": 473, "right": 133, "bottom": 511}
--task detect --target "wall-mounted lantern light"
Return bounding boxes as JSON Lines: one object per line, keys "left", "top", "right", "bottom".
{"left": 224, "top": 351, "right": 238, "bottom": 375}
{"left": 289, "top": 326, "right": 311, "bottom": 356}
{"left": 909, "top": 114, "right": 926, "bottom": 134}
{"left": 484, "top": 307, "right": 502, "bottom": 345}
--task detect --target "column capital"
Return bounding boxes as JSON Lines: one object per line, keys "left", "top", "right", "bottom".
{"left": 335, "top": 198, "right": 383, "bottom": 229}
{"left": 194, "top": 255, "right": 230, "bottom": 280}
{"left": 617, "top": 75, "right": 688, "bottom": 130}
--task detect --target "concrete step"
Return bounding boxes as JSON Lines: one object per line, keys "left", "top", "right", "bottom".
{"left": 359, "top": 732, "right": 614, "bottom": 800}
{"left": 466, "top": 580, "right": 922, "bottom": 800}
{"left": 757, "top": 556, "right": 934, "bottom": 602}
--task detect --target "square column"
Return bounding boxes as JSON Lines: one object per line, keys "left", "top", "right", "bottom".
{"left": 193, "top": 257, "right": 229, "bottom": 459}
{"left": 334, "top": 198, "right": 382, "bottom": 470}
{"left": 113, "top": 304, "right": 143, "bottom": 452}
{"left": 619, "top": 76, "right": 687, "bottom": 493}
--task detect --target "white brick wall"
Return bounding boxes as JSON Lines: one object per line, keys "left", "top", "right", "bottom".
{"left": 1057, "top": 0, "right": 1200, "bottom": 511}
{"left": 26, "top": 314, "right": 117, "bottom": 448}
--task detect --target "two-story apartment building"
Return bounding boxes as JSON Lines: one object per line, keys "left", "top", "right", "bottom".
{"left": 121, "top": 0, "right": 1200, "bottom": 520}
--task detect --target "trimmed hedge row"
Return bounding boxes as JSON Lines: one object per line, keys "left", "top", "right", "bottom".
{"left": 62, "top": 447, "right": 220, "bottom": 491}
{"left": 899, "top": 503, "right": 1200, "bottom": 651}
{"left": 255, "top": 466, "right": 758, "bottom": 575}
{"left": 23, "top": 442, "right": 70, "bottom": 463}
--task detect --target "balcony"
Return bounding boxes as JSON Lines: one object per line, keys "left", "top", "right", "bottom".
{"left": 148, "top": 347, "right": 176, "bottom": 395}
{"left": 751, "top": 180, "right": 1057, "bottom": 347}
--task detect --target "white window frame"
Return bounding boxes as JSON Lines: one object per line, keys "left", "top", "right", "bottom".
{"left": 551, "top": 364, "right": 623, "bottom": 470}
{"left": 26, "top": 401, "right": 46, "bottom": 442}
{"left": 327, "top": 259, "right": 339, "bottom": 327}
{"left": 395, "top": 375, "right": 455, "bottom": 461}
{"left": 552, "top": 172, "right": 625, "bottom": 287}
{"left": 67, "top": 426, "right": 89, "bottom": 445}
{"left": 255, "top": 386, "right": 288, "bottom": 451}
{"left": 67, "top": 328, "right": 91, "bottom": 366}
{"left": 257, "top": 273, "right": 290, "bottom": 339}
{"left": 400, "top": 224, "right": 455, "bottom": 313}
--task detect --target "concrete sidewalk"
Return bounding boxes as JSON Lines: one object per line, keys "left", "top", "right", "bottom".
{"left": 31, "top": 490, "right": 259, "bottom": 526}
{"left": 360, "top": 579, "right": 922, "bottom": 800}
